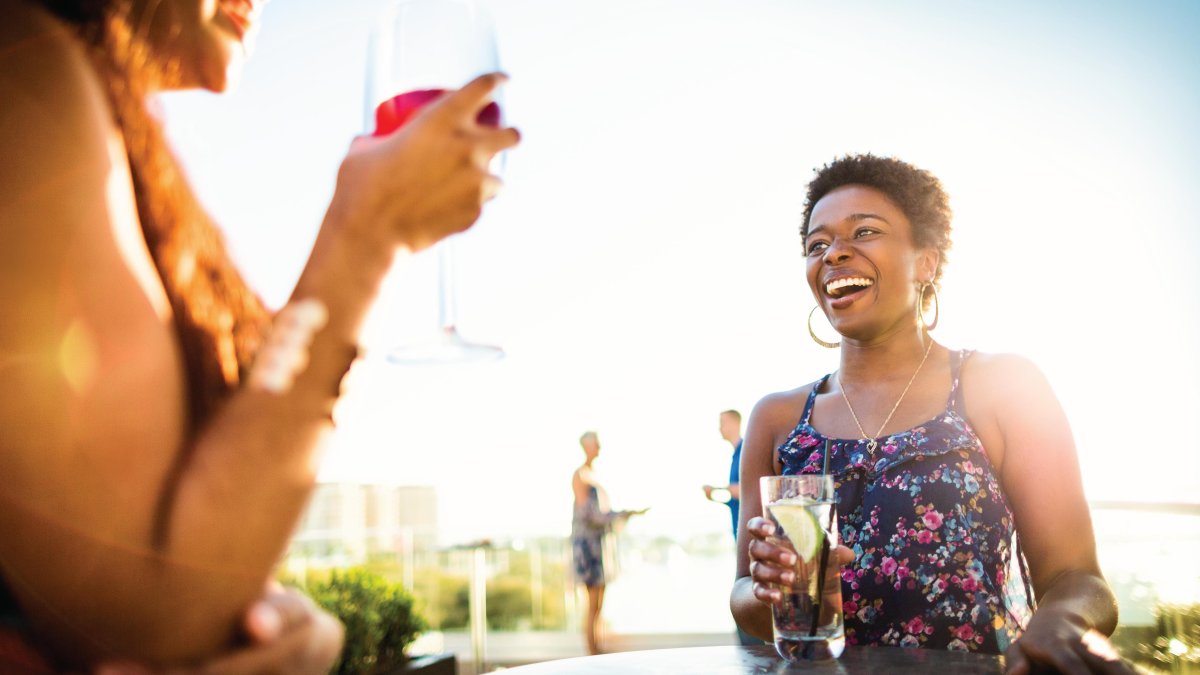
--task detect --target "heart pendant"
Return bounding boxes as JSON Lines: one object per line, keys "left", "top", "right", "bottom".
{"left": 866, "top": 439, "right": 878, "bottom": 454}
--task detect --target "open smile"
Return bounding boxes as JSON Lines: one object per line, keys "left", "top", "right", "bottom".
{"left": 825, "top": 276, "right": 873, "bottom": 297}
{"left": 823, "top": 276, "right": 874, "bottom": 309}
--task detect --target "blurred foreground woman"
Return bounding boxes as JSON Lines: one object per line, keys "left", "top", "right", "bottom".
{"left": 0, "top": 0, "right": 518, "bottom": 670}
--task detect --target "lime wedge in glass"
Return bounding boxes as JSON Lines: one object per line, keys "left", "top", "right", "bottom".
{"left": 769, "top": 500, "right": 824, "bottom": 561}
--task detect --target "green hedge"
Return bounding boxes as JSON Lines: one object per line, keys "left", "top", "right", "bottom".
{"left": 306, "top": 567, "right": 428, "bottom": 675}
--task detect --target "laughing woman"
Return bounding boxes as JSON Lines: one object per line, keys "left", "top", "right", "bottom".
{"left": 730, "top": 155, "right": 1135, "bottom": 673}
{"left": 0, "top": 0, "right": 518, "bottom": 670}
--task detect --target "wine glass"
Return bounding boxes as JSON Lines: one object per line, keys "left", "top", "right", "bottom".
{"left": 365, "top": 0, "right": 505, "bottom": 364}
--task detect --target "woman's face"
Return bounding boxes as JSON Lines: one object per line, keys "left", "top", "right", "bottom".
{"left": 804, "top": 184, "right": 936, "bottom": 344}
{"left": 132, "top": 0, "right": 266, "bottom": 92}
{"left": 582, "top": 436, "right": 600, "bottom": 461}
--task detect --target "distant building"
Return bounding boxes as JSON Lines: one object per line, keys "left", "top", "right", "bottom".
{"left": 287, "top": 483, "right": 438, "bottom": 567}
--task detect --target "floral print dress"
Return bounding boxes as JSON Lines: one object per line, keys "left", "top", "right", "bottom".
{"left": 572, "top": 485, "right": 621, "bottom": 588}
{"left": 777, "top": 350, "right": 1033, "bottom": 653}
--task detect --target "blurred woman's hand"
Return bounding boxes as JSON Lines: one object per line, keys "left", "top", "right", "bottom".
{"left": 331, "top": 72, "right": 521, "bottom": 255}
{"left": 95, "top": 585, "right": 343, "bottom": 675}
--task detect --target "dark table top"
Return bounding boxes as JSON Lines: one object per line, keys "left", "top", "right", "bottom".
{"left": 497, "top": 644, "right": 1005, "bottom": 674}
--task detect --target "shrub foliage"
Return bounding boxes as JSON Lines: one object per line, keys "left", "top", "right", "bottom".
{"left": 307, "top": 567, "right": 428, "bottom": 675}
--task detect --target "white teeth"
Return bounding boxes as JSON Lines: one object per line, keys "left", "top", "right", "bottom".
{"left": 825, "top": 277, "right": 873, "bottom": 295}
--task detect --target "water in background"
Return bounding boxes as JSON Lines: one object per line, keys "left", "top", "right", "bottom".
{"left": 600, "top": 509, "right": 1200, "bottom": 635}
{"left": 604, "top": 539, "right": 739, "bottom": 634}
{"left": 1094, "top": 509, "right": 1200, "bottom": 623}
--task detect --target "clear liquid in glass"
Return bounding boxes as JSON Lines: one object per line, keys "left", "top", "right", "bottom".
{"left": 766, "top": 498, "right": 845, "bottom": 661}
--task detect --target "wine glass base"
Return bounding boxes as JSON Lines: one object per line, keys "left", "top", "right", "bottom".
{"left": 385, "top": 327, "right": 504, "bottom": 365}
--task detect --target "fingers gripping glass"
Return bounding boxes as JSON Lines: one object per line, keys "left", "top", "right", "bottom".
{"left": 364, "top": 0, "right": 506, "bottom": 364}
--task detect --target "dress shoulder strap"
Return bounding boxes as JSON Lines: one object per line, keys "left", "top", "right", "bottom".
{"left": 800, "top": 374, "right": 830, "bottom": 426}
{"left": 947, "top": 348, "right": 975, "bottom": 412}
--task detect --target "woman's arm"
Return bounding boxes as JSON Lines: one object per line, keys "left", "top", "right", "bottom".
{"left": 964, "top": 353, "right": 1126, "bottom": 673}
{"left": 730, "top": 392, "right": 798, "bottom": 640}
{"left": 572, "top": 471, "right": 623, "bottom": 530}
{"left": 0, "top": 6, "right": 517, "bottom": 667}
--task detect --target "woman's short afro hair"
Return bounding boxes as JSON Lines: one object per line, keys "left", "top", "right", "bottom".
{"left": 800, "top": 154, "right": 953, "bottom": 286}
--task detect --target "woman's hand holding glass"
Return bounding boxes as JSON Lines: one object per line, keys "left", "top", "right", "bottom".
{"left": 332, "top": 73, "right": 519, "bottom": 256}
{"left": 745, "top": 515, "right": 854, "bottom": 605}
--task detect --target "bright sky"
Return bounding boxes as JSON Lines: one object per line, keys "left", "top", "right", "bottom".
{"left": 162, "top": 0, "right": 1200, "bottom": 546}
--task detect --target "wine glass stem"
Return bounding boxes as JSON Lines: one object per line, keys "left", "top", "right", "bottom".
{"left": 437, "top": 239, "right": 458, "bottom": 331}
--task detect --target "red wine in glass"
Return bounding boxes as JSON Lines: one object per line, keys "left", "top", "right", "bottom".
{"left": 373, "top": 89, "right": 501, "bottom": 137}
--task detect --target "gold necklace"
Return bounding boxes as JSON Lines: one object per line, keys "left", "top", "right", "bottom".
{"left": 837, "top": 338, "right": 935, "bottom": 453}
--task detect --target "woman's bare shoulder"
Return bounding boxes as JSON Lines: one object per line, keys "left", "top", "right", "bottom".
{"left": 1, "top": 3, "right": 111, "bottom": 149}
{"left": 960, "top": 349, "right": 1060, "bottom": 447}
{"left": 753, "top": 382, "right": 818, "bottom": 419}
{"left": 2, "top": 3, "right": 116, "bottom": 215}
{"left": 1, "top": 3, "right": 95, "bottom": 85}
{"left": 747, "top": 381, "right": 818, "bottom": 440}
{"left": 962, "top": 350, "right": 1048, "bottom": 395}
{"left": 0, "top": 3, "right": 135, "bottom": 315}
{"left": 2, "top": 1, "right": 63, "bottom": 41}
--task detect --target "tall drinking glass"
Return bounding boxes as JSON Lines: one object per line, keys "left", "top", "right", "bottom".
{"left": 365, "top": 0, "right": 505, "bottom": 364}
{"left": 760, "top": 474, "right": 844, "bottom": 661}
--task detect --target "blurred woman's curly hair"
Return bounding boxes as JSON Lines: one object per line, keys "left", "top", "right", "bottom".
{"left": 801, "top": 154, "right": 953, "bottom": 287}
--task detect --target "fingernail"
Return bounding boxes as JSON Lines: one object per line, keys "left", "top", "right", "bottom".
{"left": 782, "top": 572, "right": 795, "bottom": 585}
{"left": 781, "top": 552, "right": 796, "bottom": 566}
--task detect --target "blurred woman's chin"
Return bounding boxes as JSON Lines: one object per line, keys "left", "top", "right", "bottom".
{"left": 214, "top": 57, "right": 246, "bottom": 93}
{"left": 193, "top": 48, "right": 246, "bottom": 93}
{"left": 153, "top": 41, "right": 245, "bottom": 93}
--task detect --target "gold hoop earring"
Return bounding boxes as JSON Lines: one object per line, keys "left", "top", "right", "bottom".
{"left": 808, "top": 306, "right": 840, "bottom": 349}
{"left": 917, "top": 282, "right": 940, "bottom": 331}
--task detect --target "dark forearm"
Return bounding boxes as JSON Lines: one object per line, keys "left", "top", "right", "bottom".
{"left": 730, "top": 577, "right": 773, "bottom": 641}
{"left": 1034, "top": 569, "right": 1119, "bottom": 636}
